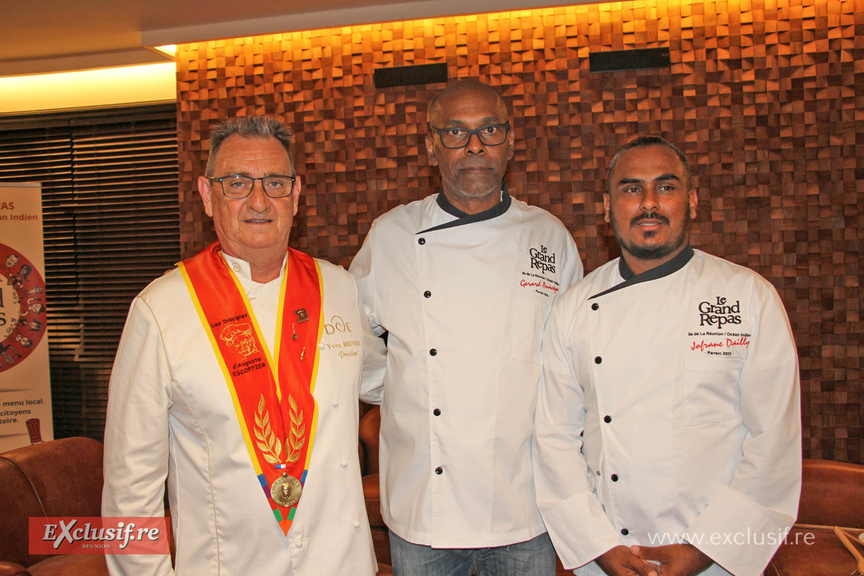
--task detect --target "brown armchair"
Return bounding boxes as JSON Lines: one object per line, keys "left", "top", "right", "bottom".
{"left": 0, "top": 436, "right": 109, "bottom": 576}
{"left": 767, "top": 458, "right": 864, "bottom": 576}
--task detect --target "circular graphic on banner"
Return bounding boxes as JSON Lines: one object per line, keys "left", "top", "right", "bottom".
{"left": 0, "top": 242, "right": 47, "bottom": 372}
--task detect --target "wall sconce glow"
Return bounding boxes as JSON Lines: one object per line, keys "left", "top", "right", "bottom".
{"left": 0, "top": 63, "right": 177, "bottom": 113}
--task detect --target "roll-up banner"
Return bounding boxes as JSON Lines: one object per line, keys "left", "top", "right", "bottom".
{"left": 0, "top": 183, "right": 53, "bottom": 451}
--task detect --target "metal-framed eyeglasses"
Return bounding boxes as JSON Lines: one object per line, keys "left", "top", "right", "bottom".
{"left": 207, "top": 174, "right": 296, "bottom": 199}
{"left": 431, "top": 122, "right": 511, "bottom": 149}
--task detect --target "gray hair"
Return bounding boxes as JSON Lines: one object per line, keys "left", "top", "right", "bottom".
{"left": 205, "top": 116, "right": 294, "bottom": 176}
{"left": 606, "top": 135, "right": 692, "bottom": 195}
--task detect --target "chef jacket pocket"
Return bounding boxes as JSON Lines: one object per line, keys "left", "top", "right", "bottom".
{"left": 683, "top": 356, "right": 743, "bottom": 425}
{"left": 511, "top": 300, "right": 545, "bottom": 365}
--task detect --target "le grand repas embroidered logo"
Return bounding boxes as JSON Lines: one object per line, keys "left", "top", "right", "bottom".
{"left": 529, "top": 244, "right": 557, "bottom": 274}
{"left": 698, "top": 296, "right": 742, "bottom": 328}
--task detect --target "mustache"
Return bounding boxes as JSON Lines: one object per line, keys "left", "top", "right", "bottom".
{"left": 631, "top": 212, "right": 670, "bottom": 226}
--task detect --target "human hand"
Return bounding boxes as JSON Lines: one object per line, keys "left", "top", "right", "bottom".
{"left": 595, "top": 545, "right": 659, "bottom": 576}
{"left": 630, "top": 543, "right": 713, "bottom": 576}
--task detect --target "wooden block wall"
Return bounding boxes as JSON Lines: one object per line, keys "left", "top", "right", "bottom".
{"left": 176, "top": 0, "right": 863, "bottom": 463}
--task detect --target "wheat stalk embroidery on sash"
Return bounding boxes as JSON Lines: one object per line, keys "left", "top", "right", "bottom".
{"left": 287, "top": 394, "right": 305, "bottom": 462}
{"left": 254, "top": 394, "right": 284, "bottom": 464}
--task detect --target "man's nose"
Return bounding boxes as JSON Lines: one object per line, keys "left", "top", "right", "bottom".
{"left": 464, "top": 132, "right": 487, "bottom": 154}
{"left": 246, "top": 180, "right": 270, "bottom": 210}
{"left": 640, "top": 189, "right": 659, "bottom": 212}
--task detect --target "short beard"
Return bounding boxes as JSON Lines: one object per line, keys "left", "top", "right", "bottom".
{"left": 611, "top": 210, "right": 690, "bottom": 262}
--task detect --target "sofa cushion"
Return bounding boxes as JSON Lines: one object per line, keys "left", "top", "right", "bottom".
{"left": 0, "top": 454, "right": 49, "bottom": 567}
{"left": 766, "top": 526, "right": 861, "bottom": 576}
{"left": 0, "top": 438, "right": 104, "bottom": 569}
{"left": 25, "top": 554, "right": 107, "bottom": 576}
{"left": 2, "top": 437, "right": 103, "bottom": 519}
{"left": 0, "top": 561, "right": 31, "bottom": 576}
{"left": 797, "top": 459, "right": 864, "bottom": 528}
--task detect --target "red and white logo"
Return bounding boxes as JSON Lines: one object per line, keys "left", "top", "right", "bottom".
{"left": 29, "top": 517, "right": 170, "bottom": 555}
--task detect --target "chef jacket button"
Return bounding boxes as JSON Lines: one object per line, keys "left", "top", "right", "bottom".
{"left": 433, "top": 408, "right": 441, "bottom": 416}
{"left": 621, "top": 528, "right": 629, "bottom": 536}
{"left": 594, "top": 356, "right": 602, "bottom": 364}
{"left": 295, "top": 538, "right": 304, "bottom": 548}
{"left": 604, "top": 415, "right": 611, "bottom": 423}
{"left": 596, "top": 470, "right": 601, "bottom": 476}
{"left": 611, "top": 473, "right": 619, "bottom": 482}
{"left": 435, "top": 466, "right": 443, "bottom": 475}
{"left": 353, "top": 520, "right": 361, "bottom": 528}
{"left": 341, "top": 459, "right": 349, "bottom": 468}
{"left": 424, "top": 290, "right": 432, "bottom": 298}
{"left": 591, "top": 303, "right": 599, "bottom": 311}
{"left": 418, "top": 237, "right": 426, "bottom": 245}
{"left": 318, "top": 342, "right": 325, "bottom": 350}
{"left": 430, "top": 348, "right": 438, "bottom": 356}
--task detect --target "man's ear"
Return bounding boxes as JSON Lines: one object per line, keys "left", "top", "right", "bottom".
{"left": 425, "top": 133, "right": 438, "bottom": 167}
{"left": 603, "top": 192, "right": 611, "bottom": 224}
{"left": 688, "top": 188, "right": 698, "bottom": 219}
{"left": 198, "top": 176, "right": 214, "bottom": 217}
{"left": 291, "top": 176, "right": 301, "bottom": 216}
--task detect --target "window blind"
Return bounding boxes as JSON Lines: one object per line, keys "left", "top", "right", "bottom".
{"left": 0, "top": 104, "right": 179, "bottom": 440}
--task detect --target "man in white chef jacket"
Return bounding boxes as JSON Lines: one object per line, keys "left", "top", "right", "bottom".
{"left": 103, "top": 116, "right": 384, "bottom": 575}
{"left": 350, "top": 79, "right": 583, "bottom": 575}
{"left": 534, "top": 135, "right": 801, "bottom": 576}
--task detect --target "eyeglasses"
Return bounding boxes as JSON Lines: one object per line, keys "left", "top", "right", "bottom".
{"left": 431, "top": 122, "right": 511, "bottom": 149}
{"left": 208, "top": 174, "right": 296, "bottom": 199}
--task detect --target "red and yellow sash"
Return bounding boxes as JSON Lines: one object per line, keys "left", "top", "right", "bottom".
{"left": 178, "top": 242, "right": 323, "bottom": 535}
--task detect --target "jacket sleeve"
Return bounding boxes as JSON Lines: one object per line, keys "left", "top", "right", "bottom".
{"left": 350, "top": 224, "right": 386, "bottom": 405}
{"left": 354, "top": 273, "right": 386, "bottom": 405}
{"left": 685, "top": 280, "right": 801, "bottom": 575}
{"left": 533, "top": 291, "right": 621, "bottom": 570}
{"left": 102, "top": 296, "right": 175, "bottom": 576}
{"left": 557, "top": 226, "right": 584, "bottom": 292}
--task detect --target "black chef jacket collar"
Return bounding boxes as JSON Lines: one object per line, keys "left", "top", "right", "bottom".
{"left": 418, "top": 179, "right": 511, "bottom": 234}
{"left": 589, "top": 244, "right": 695, "bottom": 300}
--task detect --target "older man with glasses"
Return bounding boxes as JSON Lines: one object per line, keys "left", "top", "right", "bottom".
{"left": 103, "top": 115, "right": 385, "bottom": 575}
{"left": 350, "top": 79, "right": 583, "bottom": 575}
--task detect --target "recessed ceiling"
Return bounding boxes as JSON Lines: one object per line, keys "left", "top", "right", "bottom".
{"left": 1, "top": 0, "right": 596, "bottom": 77}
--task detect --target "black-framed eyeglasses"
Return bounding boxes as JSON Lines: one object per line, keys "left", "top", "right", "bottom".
{"left": 431, "top": 122, "right": 511, "bottom": 149}
{"left": 208, "top": 174, "right": 296, "bottom": 199}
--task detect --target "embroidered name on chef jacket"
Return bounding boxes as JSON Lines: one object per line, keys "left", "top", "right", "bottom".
{"left": 320, "top": 314, "right": 360, "bottom": 359}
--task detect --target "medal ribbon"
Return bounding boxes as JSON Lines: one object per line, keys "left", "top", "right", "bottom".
{"left": 178, "top": 242, "right": 323, "bottom": 535}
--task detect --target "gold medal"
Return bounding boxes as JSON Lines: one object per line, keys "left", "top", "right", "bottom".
{"left": 270, "top": 473, "right": 302, "bottom": 507}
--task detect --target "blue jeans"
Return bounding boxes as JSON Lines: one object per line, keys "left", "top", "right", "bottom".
{"left": 389, "top": 531, "right": 557, "bottom": 576}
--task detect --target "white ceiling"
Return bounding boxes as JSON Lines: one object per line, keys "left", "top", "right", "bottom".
{"left": 1, "top": 0, "right": 597, "bottom": 77}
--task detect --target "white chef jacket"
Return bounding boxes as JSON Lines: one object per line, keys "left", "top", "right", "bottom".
{"left": 534, "top": 247, "right": 801, "bottom": 576}
{"left": 350, "top": 187, "right": 583, "bottom": 548}
{"left": 102, "top": 251, "right": 385, "bottom": 576}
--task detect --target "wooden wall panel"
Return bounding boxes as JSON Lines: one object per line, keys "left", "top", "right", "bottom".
{"left": 176, "top": 0, "right": 864, "bottom": 463}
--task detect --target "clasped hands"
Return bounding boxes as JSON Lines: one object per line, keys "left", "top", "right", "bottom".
{"left": 596, "top": 543, "right": 713, "bottom": 576}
